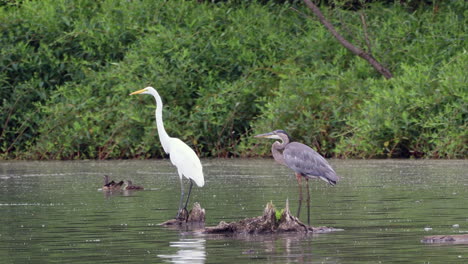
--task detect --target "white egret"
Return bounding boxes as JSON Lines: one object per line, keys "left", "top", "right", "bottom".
{"left": 130, "top": 87, "right": 204, "bottom": 219}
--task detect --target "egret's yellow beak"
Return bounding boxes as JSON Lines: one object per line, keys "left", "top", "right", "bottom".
{"left": 130, "top": 88, "right": 147, "bottom": 95}
{"left": 254, "top": 132, "right": 275, "bottom": 139}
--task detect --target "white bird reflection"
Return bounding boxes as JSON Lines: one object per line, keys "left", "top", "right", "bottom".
{"left": 158, "top": 238, "right": 206, "bottom": 264}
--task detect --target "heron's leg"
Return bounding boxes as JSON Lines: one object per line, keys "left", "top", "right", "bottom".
{"left": 306, "top": 178, "right": 310, "bottom": 226}
{"left": 183, "top": 179, "right": 193, "bottom": 211}
{"left": 295, "top": 173, "right": 303, "bottom": 218}
{"left": 176, "top": 177, "right": 185, "bottom": 219}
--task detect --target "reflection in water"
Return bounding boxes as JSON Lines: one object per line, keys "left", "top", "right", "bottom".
{"left": 205, "top": 232, "right": 341, "bottom": 264}
{"left": 158, "top": 238, "right": 206, "bottom": 264}
{"left": 99, "top": 189, "right": 142, "bottom": 198}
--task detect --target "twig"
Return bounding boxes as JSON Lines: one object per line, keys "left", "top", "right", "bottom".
{"left": 302, "top": 0, "right": 393, "bottom": 79}
{"left": 0, "top": 96, "right": 21, "bottom": 140}
{"left": 360, "top": 12, "right": 372, "bottom": 55}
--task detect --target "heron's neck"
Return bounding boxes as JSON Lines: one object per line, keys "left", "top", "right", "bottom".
{"left": 272, "top": 141, "right": 286, "bottom": 166}
{"left": 153, "top": 92, "right": 171, "bottom": 153}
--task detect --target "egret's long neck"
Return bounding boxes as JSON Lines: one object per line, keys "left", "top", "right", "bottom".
{"left": 152, "top": 91, "right": 171, "bottom": 153}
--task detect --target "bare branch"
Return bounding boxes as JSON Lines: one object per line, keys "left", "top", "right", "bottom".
{"left": 302, "top": 0, "right": 393, "bottom": 79}
{"left": 360, "top": 12, "right": 372, "bottom": 55}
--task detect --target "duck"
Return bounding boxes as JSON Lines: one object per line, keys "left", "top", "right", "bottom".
{"left": 102, "top": 175, "right": 123, "bottom": 191}
{"left": 113, "top": 181, "right": 124, "bottom": 188}
{"left": 102, "top": 175, "right": 115, "bottom": 190}
{"left": 122, "top": 180, "right": 144, "bottom": 190}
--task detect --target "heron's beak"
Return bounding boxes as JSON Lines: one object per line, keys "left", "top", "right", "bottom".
{"left": 254, "top": 132, "right": 275, "bottom": 139}
{"left": 130, "top": 88, "right": 147, "bottom": 95}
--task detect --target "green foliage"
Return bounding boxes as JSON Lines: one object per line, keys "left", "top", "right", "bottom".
{"left": 1, "top": 0, "right": 149, "bottom": 158}
{"left": 275, "top": 208, "right": 285, "bottom": 222}
{"left": 1, "top": 0, "right": 466, "bottom": 159}
{"left": 246, "top": 1, "right": 467, "bottom": 159}
{"left": 335, "top": 54, "right": 467, "bottom": 158}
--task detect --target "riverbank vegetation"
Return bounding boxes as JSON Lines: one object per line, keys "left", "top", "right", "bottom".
{"left": 1, "top": 0, "right": 466, "bottom": 159}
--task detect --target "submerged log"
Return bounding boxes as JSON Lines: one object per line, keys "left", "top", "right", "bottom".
{"left": 159, "top": 202, "right": 206, "bottom": 226}
{"left": 422, "top": 234, "right": 468, "bottom": 244}
{"left": 204, "top": 200, "right": 342, "bottom": 234}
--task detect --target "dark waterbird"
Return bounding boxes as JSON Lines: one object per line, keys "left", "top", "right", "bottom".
{"left": 122, "top": 180, "right": 144, "bottom": 190}
{"left": 255, "top": 130, "right": 340, "bottom": 225}
{"left": 102, "top": 175, "right": 123, "bottom": 191}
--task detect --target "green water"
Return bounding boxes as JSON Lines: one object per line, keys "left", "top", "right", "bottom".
{"left": 0, "top": 159, "right": 467, "bottom": 263}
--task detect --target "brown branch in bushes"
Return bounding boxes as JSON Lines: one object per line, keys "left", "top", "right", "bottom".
{"left": 302, "top": 0, "right": 393, "bottom": 79}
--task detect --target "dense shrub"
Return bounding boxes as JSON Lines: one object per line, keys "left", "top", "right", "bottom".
{"left": 241, "top": 1, "right": 467, "bottom": 159}
{"left": 1, "top": 0, "right": 466, "bottom": 159}
{"left": 1, "top": 0, "right": 151, "bottom": 157}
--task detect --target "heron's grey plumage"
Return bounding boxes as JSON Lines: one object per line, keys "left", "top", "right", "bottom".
{"left": 255, "top": 129, "right": 339, "bottom": 185}
{"left": 283, "top": 142, "right": 339, "bottom": 185}
{"left": 255, "top": 129, "right": 339, "bottom": 225}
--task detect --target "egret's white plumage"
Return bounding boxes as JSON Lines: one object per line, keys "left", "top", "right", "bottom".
{"left": 167, "top": 137, "right": 204, "bottom": 187}
{"left": 130, "top": 86, "right": 204, "bottom": 218}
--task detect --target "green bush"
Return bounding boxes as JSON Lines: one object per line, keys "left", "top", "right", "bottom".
{"left": 1, "top": 0, "right": 466, "bottom": 159}
{"left": 20, "top": 0, "right": 286, "bottom": 159}
{"left": 245, "top": 2, "right": 467, "bottom": 159}
{"left": 1, "top": 0, "right": 149, "bottom": 157}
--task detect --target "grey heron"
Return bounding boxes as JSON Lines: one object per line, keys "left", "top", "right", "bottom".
{"left": 255, "top": 129, "right": 339, "bottom": 225}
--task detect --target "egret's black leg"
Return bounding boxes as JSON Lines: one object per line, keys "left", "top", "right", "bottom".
{"left": 176, "top": 178, "right": 185, "bottom": 219}
{"left": 183, "top": 179, "right": 193, "bottom": 211}
{"left": 306, "top": 178, "right": 310, "bottom": 226}
{"left": 295, "top": 173, "right": 303, "bottom": 218}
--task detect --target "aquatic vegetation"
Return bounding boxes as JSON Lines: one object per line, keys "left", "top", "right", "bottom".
{"left": 275, "top": 208, "right": 285, "bottom": 222}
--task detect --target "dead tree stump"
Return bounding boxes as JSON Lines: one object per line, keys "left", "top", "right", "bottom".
{"left": 204, "top": 200, "right": 342, "bottom": 234}
{"left": 160, "top": 202, "right": 205, "bottom": 226}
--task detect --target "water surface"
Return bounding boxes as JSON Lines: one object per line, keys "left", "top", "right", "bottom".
{"left": 0, "top": 159, "right": 467, "bottom": 263}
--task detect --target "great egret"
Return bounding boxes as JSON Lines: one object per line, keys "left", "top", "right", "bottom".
{"left": 130, "top": 87, "right": 204, "bottom": 219}
{"left": 255, "top": 130, "right": 339, "bottom": 225}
